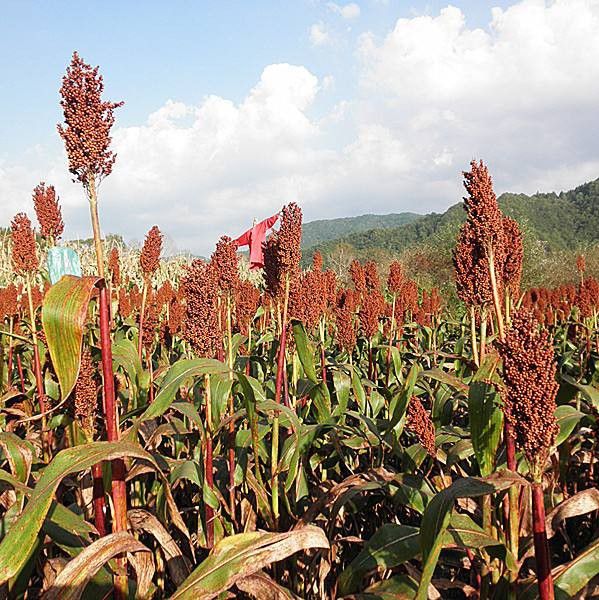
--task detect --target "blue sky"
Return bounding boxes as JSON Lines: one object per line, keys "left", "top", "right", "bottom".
{"left": 1, "top": 1, "right": 598, "bottom": 254}
{"left": 1, "top": 1, "right": 512, "bottom": 153}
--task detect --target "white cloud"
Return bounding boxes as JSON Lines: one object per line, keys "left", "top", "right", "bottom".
{"left": 357, "top": 0, "right": 599, "bottom": 192}
{"left": 2, "top": 1, "right": 599, "bottom": 256}
{"left": 328, "top": 2, "right": 361, "bottom": 19}
{"left": 309, "top": 21, "right": 332, "bottom": 46}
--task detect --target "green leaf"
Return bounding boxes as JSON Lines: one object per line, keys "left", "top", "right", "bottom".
{"left": 560, "top": 374, "right": 599, "bottom": 410}
{"left": 0, "top": 440, "right": 170, "bottom": 584}
{"left": 554, "top": 404, "right": 584, "bottom": 446}
{"left": 338, "top": 524, "right": 420, "bottom": 595}
{"left": 468, "top": 380, "right": 503, "bottom": 476}
{"left": 416, "top": 471, "right": 525, "bottom": 600}
{"left": 553, "top": 538, "right": 599, "bottom": 600}
{"left": 128, "top": 358, "right": 228, "bottom": 437}
{"left": 292, "top": 320, "right": 318, "bottom": 383}
{"left": 41, "top": 275, "right": 100, "bottom": 400}
{"left": 170, "top": 526, "right": 329, "bottom": 599}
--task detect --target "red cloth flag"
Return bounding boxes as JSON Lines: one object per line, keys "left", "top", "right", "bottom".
{"left": 234, "top": 213, "right": 279, "bottom": 269}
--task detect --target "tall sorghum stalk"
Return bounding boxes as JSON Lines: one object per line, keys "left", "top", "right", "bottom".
{"left": 10, "top": 214, "right": 49, "bottom": 458}
{"left": 499, "top": 310, "right": 559, "bottom": 600}
{"left": 211, "top": 236, "right": 240, "bottom": 521}
{"left": 58, "top": 51, "right": 126, "bottom": 598}
{"left": 181, "top": 260, "right": 220, "bottom": 545}
{"left": 203, "top": 373, "right": 214, "bottom": 547}
{"left": 264, "top": 203, "right": 302, "bottom": 522}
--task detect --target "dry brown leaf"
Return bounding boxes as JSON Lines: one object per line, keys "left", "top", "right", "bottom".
{"left": 41, "top": 531, "right": 150, "bottom": 600}
{"left": 128, "top": 508, "right": 191, "bottom": 585}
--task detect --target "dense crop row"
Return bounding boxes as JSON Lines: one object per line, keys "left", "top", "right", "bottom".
{"left": 0, "top": 53, "right": 597, "bottom": 600}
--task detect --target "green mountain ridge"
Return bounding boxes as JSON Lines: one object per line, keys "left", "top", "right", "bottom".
{"left": 305, "top": 178, "right": 599, "bottom": 260}
{"left": 301, "top": 212, "right": 421, "bottom": 248}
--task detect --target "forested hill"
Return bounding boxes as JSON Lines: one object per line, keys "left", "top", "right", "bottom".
{"left": 305, "top": 178, "right": 599, "bottom": 259}
{"left": 301, "top": 212, "right": 421, "bottom": 248}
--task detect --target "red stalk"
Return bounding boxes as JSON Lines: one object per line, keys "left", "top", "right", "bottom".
{"left": 91, "top": 463, "right": 107, "bottom": 536}
{"left": 532, "top": 483, "right": 554, "bottom": 600}
{"left": 16, "top": 354, "right": 25, "bottom": 393}
{"left": 98, "top": 282, "right": 128, "bottom": 597}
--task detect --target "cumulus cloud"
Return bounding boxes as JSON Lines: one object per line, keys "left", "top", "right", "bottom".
{"left": 328, "top": 2, "right": 361, "bottom": 19}
{"left": 2, "top": 1, "right": 599, "bottom": 255}
{"left": 357, "top": 0, "right": 599, "bottom": 191}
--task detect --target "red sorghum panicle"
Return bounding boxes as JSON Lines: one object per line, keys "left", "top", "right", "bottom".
{"left": 181, "top": 260, "right": 221, "bottom": 357}
{"left": 167, "top": 292, "right": 184, "bottom": 338}
{"left": 278, "top": 203, "right": 302, "bottom": 279}
{"left": 335, "top": 288, "right": 357, "bottom": 353}
{"left": 263, "top": 234, "right": 282, "bottom": 300}
{"left": 498, "top": 309, "right": 559, "bottom": 478}
{"left": 576, "top": 254, "right": 586, "bottom": 276}
{"left": 108, "top": 247, "right": 121, "bottom": 286}
{"left": 462, "top": 159, "right": 506, "bottom": 255}
{"left": 350, "top": 260, "right": 366, "bottom": 297}
{"left": 211, "top": 236, "right": 239, "bottom": 293}
{"left": 140, "top": 226, "right": 163, "bottom": 277}
{"left": 32, "top": 182, "right": 64, "bottom": 241}
{"left": 312, "top": 251, "right": 323, "bottom": 272}
{"left": 406, "top": 397, "right": 436, "bottom": 457}
{"left": 387, "top": 261, "right": 404, "bottom": 295}
{"left": 74, "top": 348, "right": 98, "bottom": 437}
{"left": 0, "top": 285, "right": 18, "bottom": 321}
{"left": 10, "top": 213, "right": 38, "bottom": 274}
{"left": 503, "top": 216, "right": 523, "bottom": 297}
{"left": 118, "top": 287, "right": 132, "bottom": 319}
{"left": 234, "top": 280, "right": 261, "bottom": 335}
{"left": 57, "top": 52, "right": 124, "bottom": 186}
{"left": 364, "top": 261, "right": 380, "bottom": 291}
{"left": 453, "top": 220, "right": 493, "bottom": 306}
{"left": 156, "top": 281, "right": 174, "bottom": 308}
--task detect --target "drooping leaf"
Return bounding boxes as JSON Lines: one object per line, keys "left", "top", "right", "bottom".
{"left": 41, "top": 531, "right": 150, "bottom": 600}
{"left": 41, "top": 275, "right": 100, "bottom": 400}
{"left": 0, "top": 440, "right": 176, "bottom": 584}
{"left": 170, "top": 526, "right": 329, "bottom": 599}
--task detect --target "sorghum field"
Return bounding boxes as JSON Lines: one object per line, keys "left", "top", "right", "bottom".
{"left": 0, "top": 53, "right": 598, "bottom": 600}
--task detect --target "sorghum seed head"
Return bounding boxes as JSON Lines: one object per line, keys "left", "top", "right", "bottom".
{"left": 10, "top": 213, "right": 38, "bottom": 274}
{"left": 32, "top": 182, "right": 64, "bottom": 241}
{"left": 139, "top": 226, "right": 162, "bottom": 277}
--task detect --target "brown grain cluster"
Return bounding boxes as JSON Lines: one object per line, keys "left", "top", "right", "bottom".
{"left": 108, "top": 247, "right": 121, "bottom": 286}
{"left": 462, "top": 159, "right": 505, "bottom": 251}
{"left": 350, "top": 260, "right": 366, "bottom": 296}
{"left": 359, "top": 262, "right": 384, "bottom": 338}
{"left": 406, "top": 397, "right": 436, "bottom": 457}
{"left": 335, "top": 288, "right": 357, "bottom": 353}
{"left": 235, "top": 280, "right": 261, "bottom": 335}
{"left": 211, "top": 236, "right": 239, "bottom": 293}
{"left": 32, "top": 182, "right": 64, "bottom": 241}
{"left": 454, "top": 220, "right": 493, "bottom": 306}
{"left": 502, "top": 216, "right": 523, "bottom": 297}
{"left": 498, "top": 309, "right": 559, "bottom": 475}
{"left": 576, "top": 254, "right": 586, "bottom": 275}
{"left": 140, "top": 289, "right": 159, "bottom": 350}
{"left": 263, "top": 235, "right": 282, "bottom": 300}
{"left": 181, "top": 260, "right": 221, "bottom": 357}
{"left": 57, "top": 52, "right": 123, "bottom": 186}
{"left": 387, "top": 261, "right": 404, "bottom": 295}
{"left": 140, "top": 226, "right": 163, "bottom": 277}
{"left": 74, "top": 348, "right": 97, "bottom": 437}
{"left": 0, "top": 285, "right": 19, "bottom": 321}
{"left": 10, "top": 213, "right": 38, "bottom": 274}
{"left": 277, "top": 202, "right": 302, "bottom": 281}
